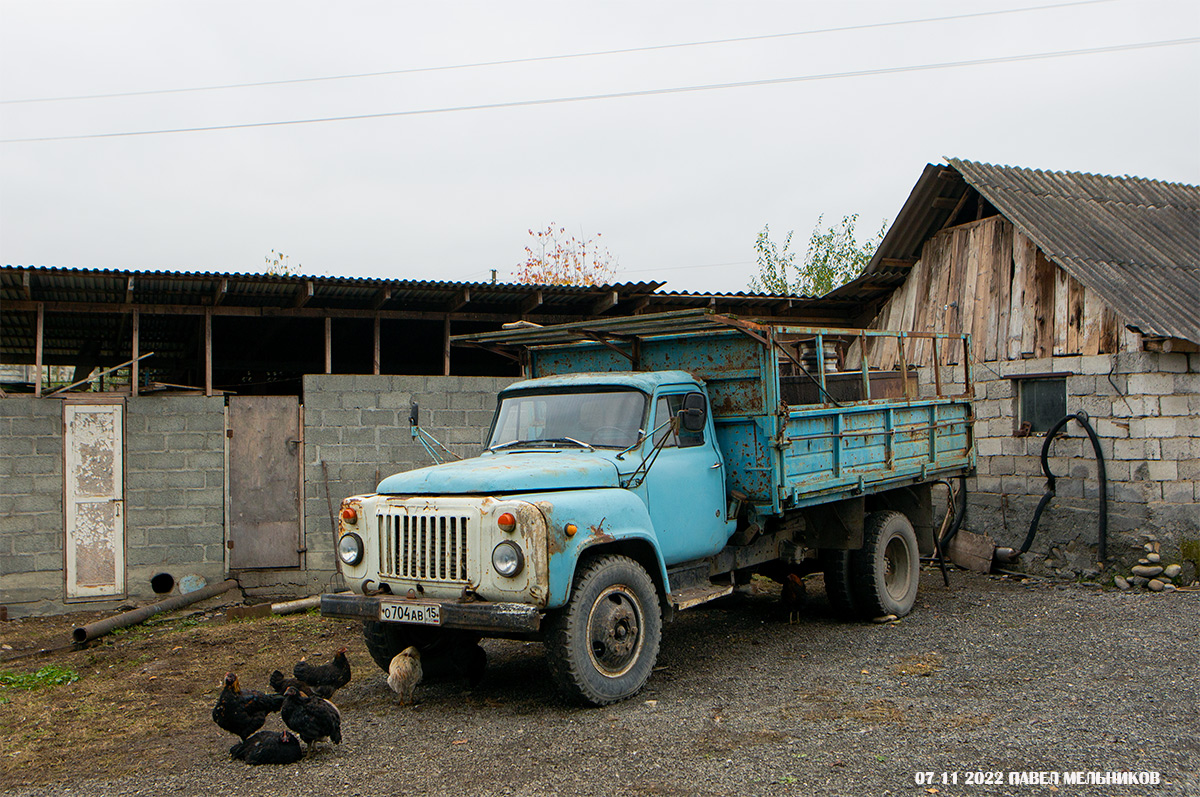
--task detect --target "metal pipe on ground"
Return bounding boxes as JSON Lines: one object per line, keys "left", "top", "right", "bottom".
{"left": 270, "top": 592, "right": 351, "bottom": 616}
{"left": 71, "top": 578, "right": 240, "bottom": 644}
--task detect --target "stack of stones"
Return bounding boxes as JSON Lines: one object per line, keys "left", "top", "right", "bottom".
{"left": 1114, "top": 540, "right": 1186, "bottom": 593}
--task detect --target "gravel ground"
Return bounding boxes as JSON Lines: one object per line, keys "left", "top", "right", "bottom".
{"left": 6, "top": 569, "right": 1198, "bottom": 797}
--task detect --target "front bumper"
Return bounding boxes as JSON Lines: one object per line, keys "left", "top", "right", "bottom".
{"left": 320, "top": 593, "right": 542, "bottom": 634}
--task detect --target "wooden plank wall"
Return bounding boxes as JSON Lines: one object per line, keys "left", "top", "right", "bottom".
{"left": 867, "top": 216, "right": 1132, "bottom": 368}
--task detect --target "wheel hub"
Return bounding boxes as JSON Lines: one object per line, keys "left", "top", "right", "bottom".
{"left": 586, "top": 586, "right": 643, "bottom": 677}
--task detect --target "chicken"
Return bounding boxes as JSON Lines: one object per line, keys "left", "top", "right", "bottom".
{"left": 212, "top": 672, "right": 285, "bottom": 739}
{"left": 386, "top": 646, "right": 423, "bottom": 705}
{"left": 230, "top": 729, "right": 305, "bottom": 765}
{"left": 269, "top": 669, "right": 335, "bottom": 699}
{"left": 292, "top": 646, "right": 351, "bottom": 693}
{"left": 281, "top": 686, "right": 342, "bottom": 748}
{"left": 781, "top": 572, "right": 806, "bottom": 624}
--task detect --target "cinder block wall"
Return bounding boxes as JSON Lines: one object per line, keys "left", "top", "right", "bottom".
{"left": 0, "top": 398, "right": 64, "bottom": 616}
{"left": 246, "top": 374, "right": 516, "bottom": 597}
{"left": 0, "top": 395, "right": 227, "bottom": 617}
{"left": 124, "top": 396, "right": 227, "bottom": 599}
{"left": 956, "top": 350, "right": 1199, "bottom": 579}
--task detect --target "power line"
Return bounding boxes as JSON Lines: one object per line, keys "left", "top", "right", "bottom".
{"left": 0, "top": 0, "right": 1121, "bottom": 105}
{"left": 4, "top": 37, "right": 1195, "bottom": 144}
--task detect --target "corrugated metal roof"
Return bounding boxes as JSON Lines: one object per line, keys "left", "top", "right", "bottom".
{"left": 947, "top": 158, "right": 1199, "bottom": 343}
{"left": 840, "top": 160, "right": 1200, "bottom": 344}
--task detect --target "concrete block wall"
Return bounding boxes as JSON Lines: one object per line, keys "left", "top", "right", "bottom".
{"left": 959, "top": 350, "right": 1199, "bottom": 579}
{"left": 0, "top": 395, "right": 227, "bottom": 617}
{"left": 124, "top": 396, "right": 227, "bottom": 599}
{"left": 0, "top": 398, "right": 64, "bottom": 615}
{"left": 285, "top": 374, "right": 516, "bottom": 596}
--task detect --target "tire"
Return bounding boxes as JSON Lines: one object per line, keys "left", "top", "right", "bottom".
{"left": 820, "top": 548, "right": 859, "bottom": 619}
{"left": 362, "top": 621, "right": 483, "bottom": 682}
{"left": 849, "top": 510, "right": 920, "bottom": 618}
{"left": 544, "top": 555, "right": 662, "bottom": 706}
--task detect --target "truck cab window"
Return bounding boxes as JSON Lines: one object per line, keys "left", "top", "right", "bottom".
{"left": 653, "top": 394, "right": 705, "bottom": 448}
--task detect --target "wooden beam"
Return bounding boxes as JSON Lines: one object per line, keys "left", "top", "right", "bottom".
{"left": 293, "top": 281, "right": 314, "bottom": 308}
{"left": 443, "top": 315, "right": 451, "bottom": 376}
{"left": 520, "top": 290, "right": 543, "bottom": 316}
{"left": 34, "top": 303, "right": 44, "bottom": 397}
{"left": 939, "top": 190, "right": 971, "bottom": 230}
{"left": 204, "top": 309, "right": 212, "bottom": 397}
{"left": 876, "top": 257, "right": 917, "bottom": 269}
{"left": 373, "top": 314, "right": 381, "bottom": 375}
{"left": 132, "top": 309, "right": 140, "bottom": 397}
{"left": 370, "top": 287, "right": 392, "bottom": 310}
{"left": 21, "top": 270, "right": 33, "bottom": 300}
{"left": 214, "top": 279, "right": 228, "bottom": 306}
{"left": 324, "top": 316, "right": 332, "bottom": 374}
{"left": 446, "top": 288, "right": 470, "bottom": 312}
{"left": 591, "top": 290, "right": 619, "bottom": 315}
{"left": 125, "top": 276, "right": 135, "bottom": 305}
{"left": 931, "top": 196, "right": 959, "bottom": 209}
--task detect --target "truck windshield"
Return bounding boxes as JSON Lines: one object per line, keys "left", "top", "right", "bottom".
{"left": 489, "top": 390, "right": 646, "bottom": 450}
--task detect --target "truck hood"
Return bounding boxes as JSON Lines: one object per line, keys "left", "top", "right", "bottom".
{"left": 376, "top": 451, "right": 621, "bottom": 495}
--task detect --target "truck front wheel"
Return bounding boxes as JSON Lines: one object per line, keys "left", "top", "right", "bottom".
{"left": 850, "top": 510, "right": 920, "bottom": 618}
{"left": 545, "top": 555, "right": 662, "bottom": 706}
{"left": 362, "top": 621, "right": 486, "bottom": 684}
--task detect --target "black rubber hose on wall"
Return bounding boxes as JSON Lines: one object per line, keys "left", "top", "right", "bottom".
{"left": 1018, "top": 411, "right": 1108, "bottom": 562}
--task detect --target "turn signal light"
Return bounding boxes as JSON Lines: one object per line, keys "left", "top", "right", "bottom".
{"left": 497, "top": 512, "right": 517, "bottom": 532}
{"left": 340, "top": 506, "right": 358, "bottom": 524}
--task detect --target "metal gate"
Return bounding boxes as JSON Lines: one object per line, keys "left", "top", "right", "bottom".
{"left": 64, "top": 401, "right": 125, "bottom": 599}
{"left": 227, "top": 396, "right": 303, "bottom": 569}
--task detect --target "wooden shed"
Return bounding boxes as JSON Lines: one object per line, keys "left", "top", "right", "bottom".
{"left": 838, "top": 159, "right": 1199, "bottom": 579}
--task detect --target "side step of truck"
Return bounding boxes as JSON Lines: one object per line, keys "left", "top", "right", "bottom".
{"left": 668, "top": 583, "right": 734, "bottom": 611}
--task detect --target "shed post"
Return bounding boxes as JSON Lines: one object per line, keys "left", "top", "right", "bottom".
{"left": 131, "top": 309, "right": 140, "bottom": 397}
{"left": 204, "top": 309, "right": 213, "bottom": 397}
{"left": 443, "top": 315, "right": 451, "bottom": 376}
{"left": 34, "top": 302, "right": 44, "bottom": 397}
{"left": 324, "top": 317, "right": 332, "bottom": 374}
{"left": 373, "top": 314, "right": 381, "bottom": 375}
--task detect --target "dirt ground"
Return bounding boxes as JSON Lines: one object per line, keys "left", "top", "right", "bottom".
{"left": 2, "top": 571, "right": 1198, "bottom": 796}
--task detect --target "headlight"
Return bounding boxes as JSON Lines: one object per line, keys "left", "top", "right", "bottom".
{"left": 338, "top": 532, "right": 364, "bottom": 566}
{"left": 491, "top": 540, "right": 524, "bottom": 578}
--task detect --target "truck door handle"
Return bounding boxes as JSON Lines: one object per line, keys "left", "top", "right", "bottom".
{"left": 710, "top": 462, "right": 721, "bottom": 469}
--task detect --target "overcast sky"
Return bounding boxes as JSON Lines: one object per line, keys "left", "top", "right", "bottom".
{"left": 1, "top": 0, "right": 1197, "bottom": 295}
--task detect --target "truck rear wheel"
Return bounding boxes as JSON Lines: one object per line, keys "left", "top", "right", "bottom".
{"left": 544, "top": 555, "right": 662, "bottom": 706}
{"left": 363, "top": 621, "right": 485, "bottom": 684}
{"left": 850, "top": 510, "right": 920, "bottom": 618}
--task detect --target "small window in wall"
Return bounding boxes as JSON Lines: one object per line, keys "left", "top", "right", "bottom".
{"left": 1017, "top": 377, "right": 1067, "bottom": 434}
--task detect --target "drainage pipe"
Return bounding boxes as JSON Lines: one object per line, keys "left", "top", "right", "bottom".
{"left": 72, "top": 578, "right": 239, "bottom": 644}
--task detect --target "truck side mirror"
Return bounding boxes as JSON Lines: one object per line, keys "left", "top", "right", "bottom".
{"left": 680, "top": 392, "right": 707, "bottom": 432}
{"left": 409, "top": 402, "right": 419, "bottom": 428}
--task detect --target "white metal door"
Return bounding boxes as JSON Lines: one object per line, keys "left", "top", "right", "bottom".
{"left": 64, "top": 402, "right": 125, "bottom": 599}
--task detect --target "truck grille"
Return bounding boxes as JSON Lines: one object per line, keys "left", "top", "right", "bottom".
{"left": 378, "top": 510, "right": 470, "bottom": 584}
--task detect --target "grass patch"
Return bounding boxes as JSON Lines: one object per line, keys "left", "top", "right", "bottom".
{"left": 0, "top": 664, "right": 81, "bottom": 691}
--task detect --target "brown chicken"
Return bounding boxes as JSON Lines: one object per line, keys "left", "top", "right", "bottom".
{"left": 230, "top": 729, "right": 305, "bottom": 765}
{"left": 292, "top": 646, "right": 351, "bottom": 693}
{"left": 781, "top": 572, "right": 806, "bottom": 624}
{"left": 387, "top": 646, "right": 423, "bottom": 705}
{"left": 281, "top": 686, "right": 342, "bottom": 748}
{"left": 212, "top": 672, "right": 285, "bottom": 739}
{"left": 269, "top": 669, "right": 335, "bottom": 699}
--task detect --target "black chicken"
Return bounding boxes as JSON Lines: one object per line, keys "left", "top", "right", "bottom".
{"left": 281, "top": 686, "right": 342, "bottom": 748}
{"left": 292, "top": 646, "right": 351, "bottom": 693}
{"left": 269, "top": 669, "right": 335, "bottom": 699}
{"left": 230, "top": 729, "right": 305, "bottom": 765}
{"left": 212, "top": 672, "right": 286, "bottom": 739}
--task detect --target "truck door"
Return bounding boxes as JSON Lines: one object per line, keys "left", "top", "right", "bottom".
{"left": 643, "top": 391, "right": 734, "bottom": 564}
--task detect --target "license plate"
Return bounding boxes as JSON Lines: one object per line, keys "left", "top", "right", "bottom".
{"left": 379, "top": 600, "right": 441, "bottom": 626}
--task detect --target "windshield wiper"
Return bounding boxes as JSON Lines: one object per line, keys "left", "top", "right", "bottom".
{"left": 489, "top": 437, "right": 594, "bottom": 452}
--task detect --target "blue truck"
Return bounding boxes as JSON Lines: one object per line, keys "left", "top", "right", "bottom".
{"left": 321, "top": 309, "right": 975, "bottom": 704}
